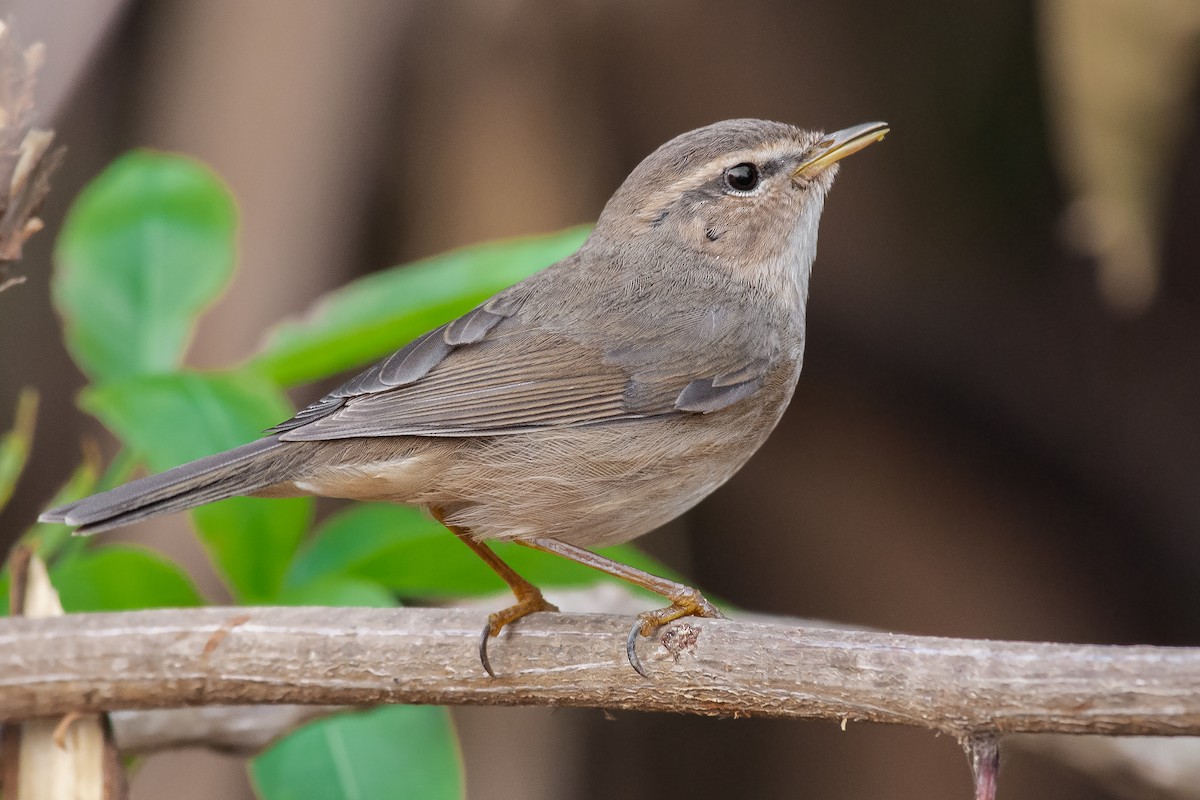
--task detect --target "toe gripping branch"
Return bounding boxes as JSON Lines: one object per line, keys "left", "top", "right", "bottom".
{"left": 477, "top": 586, "right": 559, "bottom": 678}
{"left": 625, "top": 588, "right": 724, "bottom": 678}
{"left": 435, "top": 510, "right": 722, "bottom": 678}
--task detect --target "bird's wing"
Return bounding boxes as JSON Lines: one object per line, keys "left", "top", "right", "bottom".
{"left": 272, "top": 292, "right": 769, "bottom": 441}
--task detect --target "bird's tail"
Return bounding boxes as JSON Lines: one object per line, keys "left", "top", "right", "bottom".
{"left": 39, "top": 437, "right": 292, "bottom": 535}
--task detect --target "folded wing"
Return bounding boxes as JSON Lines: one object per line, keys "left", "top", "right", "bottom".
{"left": 273, "top": 290, "right": 769, "bottom": 441}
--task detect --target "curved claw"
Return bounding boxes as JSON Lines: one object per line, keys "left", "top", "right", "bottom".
{"left": 624, "top": 590, "right": 724, "bottom": 677}
{"left": 479, "top": 620, "right": 498, "bottom": 678}
{"left": 626, "top": 618, "right": 651, "bottom": 678}
{"left": 474, "top": 594, "right": 559, "bottom": 677}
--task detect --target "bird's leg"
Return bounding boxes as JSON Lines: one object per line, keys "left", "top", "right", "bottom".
{"left": 516, "top": 536, "right": 724, "bottom": 677}
{"left": 432, "top": 509, "right": 558, "bottom": 677}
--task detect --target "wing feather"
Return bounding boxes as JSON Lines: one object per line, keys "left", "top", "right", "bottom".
{"left": 273, "top": 283, "right": 773, "bottom": 441}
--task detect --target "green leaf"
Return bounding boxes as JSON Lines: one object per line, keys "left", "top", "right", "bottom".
{"left": 50, "top": 545, "right": 205, "bottom": 612}
{"left": 275, "top": 575, "right": 397, "bottom": 608}
{"left": 0, "top": 388, "right": 37, "bottom": 514}
{"left": 81, "top": 371, "right": 312, "bottom": 602}
{"left": 286, "top": 503, "right": 682, "bottom": 599}
{"left": 251, "top": 707, "right": 464, "bottom": 800}
{"left": 250, "top": 227, "right": 591, "bottom": 387}
{"left": 53, "top": 151, "right": 237, "bottom": 381}
{"left": 285, "top": 504, "right": 450, "bottom": 590}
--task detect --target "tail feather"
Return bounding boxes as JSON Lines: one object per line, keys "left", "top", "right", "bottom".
{"left": 40, "top": 437, "right": 290, "bottom": 535}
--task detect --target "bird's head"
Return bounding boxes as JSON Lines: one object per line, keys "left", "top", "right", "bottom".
{"left": 595, "top": 118, "right": 887, "bottom": 294}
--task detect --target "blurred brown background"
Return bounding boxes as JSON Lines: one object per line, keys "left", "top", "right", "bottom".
{"left": 1, "top": 1, "right": 1198, "bottom": 798}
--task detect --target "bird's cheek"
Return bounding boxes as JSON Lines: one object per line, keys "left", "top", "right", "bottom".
{"left": 668, "top": 211, "right": 717, "bottom": 251}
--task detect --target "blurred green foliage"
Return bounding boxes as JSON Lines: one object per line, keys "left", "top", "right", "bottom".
{"left": 251, "top": 227, "right": 590, "bottom": 387}
{"left": 0, "top": 389, "right": 37, "bottom": 515}
{"left": 54, "top": 152, "right": 238, "bottom": 382}
{"left": 3, "top": 150, "right": 673, "bottom": 798}
{"left": 251, "top": 706, "right": 464, "bottom": 800}
{"left": 81, "top": 371, "right": 311, "bottom": 602}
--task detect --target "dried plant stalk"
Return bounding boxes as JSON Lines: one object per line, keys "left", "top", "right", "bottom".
{"left": 0, "top": 20, "right": 63, "bottom": 292}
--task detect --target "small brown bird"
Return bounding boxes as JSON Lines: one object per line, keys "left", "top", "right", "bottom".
{"left": 41, "top": 118, "right": 887, "bottom": 676}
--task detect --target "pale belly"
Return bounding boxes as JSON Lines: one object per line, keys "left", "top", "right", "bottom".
{"left": 284, "top": 362, "right": 800, "bottom": 548}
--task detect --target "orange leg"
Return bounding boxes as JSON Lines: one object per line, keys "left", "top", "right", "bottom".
{"left": 433, "top": 509, "right": 558, "bottom": 677}
{"left": 517, "top": 536, "right": 723, "bottom": 677}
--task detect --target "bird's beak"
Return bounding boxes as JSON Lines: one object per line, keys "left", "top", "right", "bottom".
{"left": 794, "top": 121, "right": 889, "bottom": 178}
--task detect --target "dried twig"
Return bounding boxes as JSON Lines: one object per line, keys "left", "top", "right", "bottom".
{"left": 0, "top": 606, "right": 1196, "bottom": 737}
{"left": 0, "top": 20, "right": 64, "bottom": 292}
{"left": 0, "top": 550, "right": 125, "bottom": 800}
{"left": 110, "top": 706, "right": 342, "bottom": 756}
{"left": 965, "top": 733, "right": 1000, "bottom": 800}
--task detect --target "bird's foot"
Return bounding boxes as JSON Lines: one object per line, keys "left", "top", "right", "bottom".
{"left": 478, "top": 589, "right": 559, "bottom": 677}
{"left": 626, "top": 587, "right": 724, "bottom": 678}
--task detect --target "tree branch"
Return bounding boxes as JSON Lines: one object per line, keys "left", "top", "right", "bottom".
{"left": 0, "top": 606, "right": 1197, "bottom": 737}
{"left": 109, "top": 705, "right": 341, "bottom": 756}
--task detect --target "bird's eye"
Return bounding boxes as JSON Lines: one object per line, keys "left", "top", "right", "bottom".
{"left": 723, "top": 163, "right": 760, "bottom": 193}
